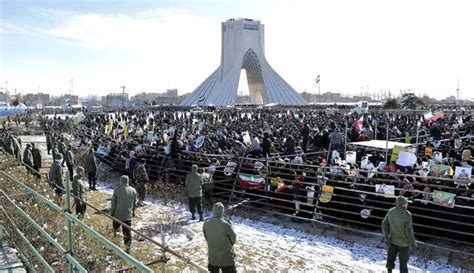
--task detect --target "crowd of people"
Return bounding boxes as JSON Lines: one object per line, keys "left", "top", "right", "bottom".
{"left": 3, "top": 105, "right": 472, "bottom": 272}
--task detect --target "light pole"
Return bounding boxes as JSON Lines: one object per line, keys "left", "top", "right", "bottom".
{"left": 4, "top": 81, "right": 9, "bottom": 108}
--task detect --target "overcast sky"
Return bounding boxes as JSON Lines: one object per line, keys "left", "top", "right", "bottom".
{"left": 1, "top": 0, "right": 473, "bottom": 99}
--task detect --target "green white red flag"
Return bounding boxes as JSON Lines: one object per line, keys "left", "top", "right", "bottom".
{"left": 354, "top": 114, "right": 364, "bottom": 132}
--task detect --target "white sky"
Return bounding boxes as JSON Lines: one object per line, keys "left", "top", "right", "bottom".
{"left": 1, "top": 0, "right": 473, "bottom": 99}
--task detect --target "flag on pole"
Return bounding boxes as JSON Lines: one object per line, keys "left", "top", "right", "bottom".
{"left": 355, "top": 114, "right": 364, "bottom": 132}
{"left": 315, "top": 75, "right": 320, "bottom": 85}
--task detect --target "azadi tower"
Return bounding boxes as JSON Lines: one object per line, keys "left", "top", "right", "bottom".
{"left": 181, "top": 18, "right": 307, "bottom": 106}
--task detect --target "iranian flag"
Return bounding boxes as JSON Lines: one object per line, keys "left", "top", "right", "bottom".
{"left": 354, "top": 114, "right": 364, "bottom": 132}
{"left": 237, "top": 173, "right": 265, "bottom": 189}
{"left": 432, "top": 110, "right": 444, "bottom": 120}
{"left": 424, "top": 110, "right": 444, "bottom": 121}
{"left": 423, "top": 111, "right": 434, "bottom": 121}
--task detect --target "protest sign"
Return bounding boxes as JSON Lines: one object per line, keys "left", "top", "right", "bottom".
{"left": 375, "top": 184, "right": 395, "bottom": 198}
{"left": 396, "top": 151, "right": 417, "bottom": 167}
{"left": 454, "top": 166, "right": 472, "bottom": 185}
{"left": 319, "top": 185, "right": 334, "bottom": 203}
{"left": 432, "top": 190, "right": 456, "bottom": 208}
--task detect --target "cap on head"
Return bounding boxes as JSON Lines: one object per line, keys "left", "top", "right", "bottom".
{"left": 396, "top": 195, "right": 411, "bottom": 206}
{"left": 212, "top": 202, "right": 224, "bottom": 218}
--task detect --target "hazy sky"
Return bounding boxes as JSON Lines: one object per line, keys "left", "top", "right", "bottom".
{"left": 1, "top": 0, "right": 473, "bottom": 99}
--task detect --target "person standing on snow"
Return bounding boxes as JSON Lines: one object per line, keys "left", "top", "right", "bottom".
{"left": 203, "top": 202, "right": 237, "bottom": 273}
{"left": 382, "top": 195, "right": 417, "bottom": 273}
{"left": 85, "top": 148, "right": 97, "bottom": 190}
{"left": 110, "top": 175, "right": 137, "bottom": 253}
{"left": 133, "top": 158, "right": 149, "bottom": 206}
{"left": 185, "top": 164, "right": 204, "bottom": 221}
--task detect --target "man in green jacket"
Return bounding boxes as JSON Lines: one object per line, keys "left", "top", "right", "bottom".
{"left": 185, "top": 164, "right": 204, "bottom": 221}
{"left": 133, "top": 158, "right": 148, "bottom": 207}
{"left": 72, "top": 166, "right": 87, "bottom": 217}
{"left": 382, "top": 195, "right": 417, "bottom": 273}
{"left": 49, "top": 154, "right": 65, "bottom": 205}
{"left": 65, "top": 144, "right": 75, "bottom": 181}
{"left": 11, "top": 134, "right": 21, "bottom": 162}
{"left": 31, "top": 143, "right": 42, "bottom": 177}
{"left": 22, "top": 143, "right": 34, "bottom": 172}
{"left": 46, "top": 131, "right": 52, "bottom": 154}
{"left": 85, "top": 148, "right": 97, "bottom": 190}
{"left": 203, "top": 202, "right": 237, "bottom": 273}
{"left": 111, "top": 175, "right": 137, "bottom": 253}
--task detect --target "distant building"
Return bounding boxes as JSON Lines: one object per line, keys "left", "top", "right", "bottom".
{"left": 0, "top": 92, "right": 7, "bottom": 104}
{"left": 49, "top": 94, "right": 79, "bottom": 106}
{"left": 106, "top": 93, "right": 129, "bottom": 107}
{"left": 22, "top": 93, "right": 51, "bottom": 106}
{"left": 132, "top": 89, "right": 180, "bottom": 105}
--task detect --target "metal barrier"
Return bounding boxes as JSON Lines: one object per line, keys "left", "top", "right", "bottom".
{"left": 61, "top": 124, "right": 474, "bottom": 255}
{"left": 0, "top": 171, "right": 153, "bottom": 272}
{"left": 0, "top": 149, "right": 209, "bottom": 272}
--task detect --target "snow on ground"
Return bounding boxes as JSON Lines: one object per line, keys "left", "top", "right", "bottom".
{"left": 96, "top": 182, "right": 461, "bottom": 272}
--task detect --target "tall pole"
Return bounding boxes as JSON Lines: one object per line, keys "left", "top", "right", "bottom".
{"left": 64, "top": 170, "right": 74, "bottom": 273}
{"left": 4, "top": 81, "right": 9, "bottom": 109}
{"left": 385, "top": 122, "right": 389, "bottom": 163}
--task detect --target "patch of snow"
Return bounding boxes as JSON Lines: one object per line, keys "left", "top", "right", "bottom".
{"left": 97, "top": 183, "right": 462, "bottom": 272}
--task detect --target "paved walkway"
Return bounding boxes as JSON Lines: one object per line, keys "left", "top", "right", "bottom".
{"left": 0, "top": 226, "right": 26, "bottom": 273}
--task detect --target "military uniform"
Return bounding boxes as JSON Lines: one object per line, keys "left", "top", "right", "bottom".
{"left": 22, "top": 145, "right": 34, "bottom": 171}
{"left": 72, "top": 174, "right": 87, "bottom": 215}
{"left": 203, "top": 202, "right": 237, "bottom": 273}
{"left": 133, "top": 163, "right": 148, "bottom": 205}
{"left": 382, "top": 196, "right": 417, "bottom": 273}
{"left": 185, "top": 165, "right": 204, "bottom": 221}
{"left": 65, "top": 149, "right": 75, "bottom": 181}
{"left": 84, "top": 149, "right": 97, "bottom": 190}
{"left": 111, "top": 176, "right": 137, "bottom": 252}
{"left": 32, "top": 144, "right": 42, "bottom": 175}
{"left": 49, "top": 155, "right": 65, "bottom": 197}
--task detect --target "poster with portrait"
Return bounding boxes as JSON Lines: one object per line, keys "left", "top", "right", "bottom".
{"left": 224, "top": 161, "right": 237, "bottom": 176}
{"left": 424, "top": 147, "right": 433, "bottom": 157}
{"left": 375, "top": 184, "right": 395, "bottom": 198}
{"left": 432, "top": 190, "right": 456, "bottom": 208}
{"left": 429, "top": 165, "right": 453, "bottom": 177}
{"left": 454, "top": 166, "right": 472, "bottom": 185}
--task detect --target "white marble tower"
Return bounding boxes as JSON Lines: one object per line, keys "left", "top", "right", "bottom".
{"left": 181, "top": 18, "right": 307, "bottom": 106}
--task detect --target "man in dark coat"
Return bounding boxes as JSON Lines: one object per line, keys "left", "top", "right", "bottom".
{"left": 49, "top": 153, "right": 64, "bottom": 205}
{"left": 85, "top": 148, "right": 97, "bottom": 190}
{"left": 46, "top": 131, "right": 52, "bottom": 154}
{"left": 125, "top": 151, "right": 137, "bottom": 185}
{"left": 185, "top": 164, "right": 204, "bottom": 221}
{"left": 65, "top": 144, "right": 75, "bottom": 181}
{"left": 111, "top": 175, "right": 137, "bottom": 253}
{"left": 133, "top": 158, "right": 148, "bottom": 206}
{"left": 31, "top": 143, "right": 42, "bottom": 177}
{"left": 22, "top": 143, "right": 34, "bottom": 172}
{"left": 203, "top": 202, "right": 237, "bottom": 273}
{"left": 301, "top": 122, "right": 310, "bottom": 152}
{"left": 261, "top": 132, "right": 271, "bottom": 158}
{"left": 382, "top": 195, "right": 417, "bottom": 273}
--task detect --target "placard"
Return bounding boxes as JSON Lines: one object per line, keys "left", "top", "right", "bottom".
{"left": 432, "top": 190, "right": 456, "bottom": 208}
{"left": 319, "top": 185, "right": 334, "bottom": 203}
{"left": 454, "top": 166, "right": 472, "bottom": 185}
{"left": 345, "top": 151, "right": 357, "bottom": 164}
{"left": 396, "top": 151, "right": 417, "bottom": 167}
{"left": 375, "top": 184, "right": 395, "bottom": 198}
{"left": 424, "top": 147, "right": 433, "bottom": 157}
